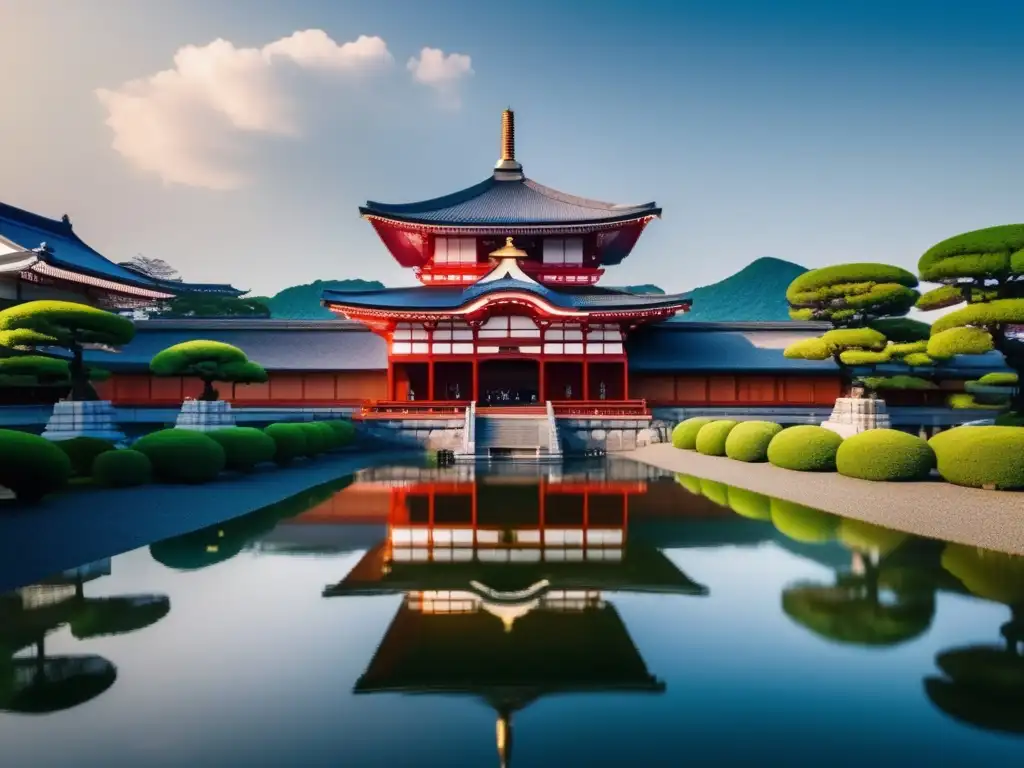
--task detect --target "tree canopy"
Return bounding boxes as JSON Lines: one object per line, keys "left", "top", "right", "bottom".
{"left": 0, "top": 301, "right": 134, "bottom": 400}
{"left": 917, "top": 225, "right": 1024, "bottom": 410}
{"left": 150, "top": 340, "right": 268, "bottom": 401}
{"left": 152, "top": 295, "right": 269, "bottom": 319}
{"left": 118, "top": 255, "right": 181, "bottom": 282}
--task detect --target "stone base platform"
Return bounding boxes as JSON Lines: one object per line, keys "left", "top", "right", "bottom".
{"left": 175, "top": 399, "right": 236, "bottom": 432}
{"left": 821, "top": 397, "right": 891, "bottom": 438}
{"left": 41, "top": 400, "right": 126, "bottom": 443}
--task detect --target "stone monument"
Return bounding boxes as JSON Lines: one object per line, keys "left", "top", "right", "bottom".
{"left": 820, "top": 386, "right": 890, "bottom": 438}
{"left": 174, "top": 399, "right": 236, "bottom": 432}
{"left": 41, "top": 400, "right": 127, "bottom": 443}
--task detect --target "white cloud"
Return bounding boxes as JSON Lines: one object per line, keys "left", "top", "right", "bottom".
{"left": 95, "top": 31, "right": 394, "bottom": 190}
{"left": 407, "top": 47, "right": 473, "bottom": 106}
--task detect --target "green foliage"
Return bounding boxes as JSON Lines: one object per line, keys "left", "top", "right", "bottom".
{"left": 297, "top": 422, "right": 333, "bottom": 456}
{"left": 931, "top": 299, "right": 1024, "bottom": 334}
{"left": 263, "top": 422, "right": 308, "bottom": 465}
{"left": 995, "top": 412, "right": 1024, "bottom": 426}
{"left": 0, "top": 300, "right": 135, "bottom": 348}
{"left": 902, "top": 352, "right": 935, "bottom": 367}
{"left": 206, "top": 427, "right": 276, "bottom": 472}
{"left": 323, "top": 419, "right": 357, "bottom": 447}
{"left": 0, "top": 355, "right": 71, "bottom": 387}
{"left": 927, "top": 327, "right": 995, "bottom": 359}
{"left": 783, "top": 337, "right": 831, "bottom": 361}
{"left": 916, "top": 285, "right": 966, "bottom": 311}
{"left": 695, "top": 420, "right": 738, "bottom": 456}
{"left": 54, "top": 437, "right": 116, "bottom": 477}
{"left": 837, "top": 518, "right": 908, "bottom": 556}
{"left": 978, "top": 372, "right": 1019, "bottom": 386}
{"left": 767, "top": 425, "right": 844, "bottom": 472}
{"left": 770, "top": 498, "right": 840, "bottom": 543}
{"left": 860, "top": 375, "right": 938, "bottom": 391}
{"left": 265, "top": 279, "right": 386, "bottom": 320}
{"left": 671, "top": 418, "right": 715, "bottom": 450}
{"left": 822, "top": 328, "right": 888, "bottom": 351}
{"left": 835, "top": 429, "right": 936, "bottom": 482}
{"left": 132, "top": 429, "right": 226, "bottom": 484}
{"left": 150, "top": 340, "right": 268, "bottom": 400}
{"left": 947, "top": 393, "right": 1004, "bottom": 410}
{"left": 728, "top": 487, "right": 772, "bottom": 520}
{"left": 869, "top": 318, "right": 933, "bottom": 342}
{"left": 918, "top": 224, "right": 1024, "bottom": 281}
{"left": 153, "top": 295, "right": 270, "bottom": 318}
{"left": 724, "top": 420, "right": 783, "bottom": 462}
{"left": 0, "top": 429, "right": 72, "bottom": 502}
{"left": 69, "top": 595, "right": 170, "bottom": 639}
{"left": 888, "top": 340, "right": 928, "bottom": 356}
{"left": 786, "top": 263, "right": 919, "bottom": 301}
{"left": 699, "top": 479, "right": 730, "bottom": 506}
{"left": 840, "top": 348, "right": 891, "bottom": 365}
{"left": 91, "top": 449, "right": 153, "bottom": 488}
{"left": 785, "top": 263, "right": 919, "bottom": 325}
{"left": 674, "top": 473, "right": 703, "bottom": 495}
{"left": 929, "top": 426, "right": 1024, "bottom": 489}
{"left": 941, "top": 542, "right": 1024, "bottom": 605}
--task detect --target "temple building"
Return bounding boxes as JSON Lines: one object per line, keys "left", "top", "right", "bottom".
{"left": 322, "top": 109, "right": 691, "bottom": 406}
{"left": 0, "top": 201, "right": 243, "bottom": 310}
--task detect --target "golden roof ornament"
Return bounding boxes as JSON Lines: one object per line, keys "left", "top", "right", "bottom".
{"left": 493, "top": 108, "right": 523, "bottom": 179}
{"left": 489, "top": 236, "right": 528, "bottom": 260}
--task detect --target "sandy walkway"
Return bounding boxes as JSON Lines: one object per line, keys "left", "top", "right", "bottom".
{"left": 625, "top": 443, "right": 1024, "bottom": 555}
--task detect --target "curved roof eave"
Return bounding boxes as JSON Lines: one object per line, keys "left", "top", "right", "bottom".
{"left": 360, "top": 208, "right": 662, "bottom": 229}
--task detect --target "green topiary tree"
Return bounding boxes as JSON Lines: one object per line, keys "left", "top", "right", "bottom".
{"left": 0, "top": 429, "right": 73, "bottom": 502}
{"left": 784, "top": 264, "right": 929, "bottom": 393}
{"left": 132, "top": 429, "right": 226, "bottom": 484}
{"left": 149, "top": 340, "right": 268, "bottom": 402}
{"left": 54, "top": 437, "right": 117, "bottom": 477}
{"left": 947, "top": 371, "right": 1019, "bottom": 412}
{"left": 91, "top": 449, "right": 152, "bottom": 488}
{"left": 917, "top": 225, "right": 1024, "bottom": 412}
{"left": 694, "top": 420, "right": 738, "bottom": 456}
{"left": 263, "top": 422, "right": 308, "bottom": 466}
{"left": 206, "top": 427, "right": 276, "bottom": 472}
{"left": 929, "top": 426, "right": 1024, "bottom": 489}
{"left": 0, "top": 301, "right": 134, "bottom": 400}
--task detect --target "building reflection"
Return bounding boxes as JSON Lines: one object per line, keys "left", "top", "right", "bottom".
{"left": 0, "top": 560, "right": 169, "bottom": 714}
{"left": 322, "top": 464, "right": 709, "bottom": 767}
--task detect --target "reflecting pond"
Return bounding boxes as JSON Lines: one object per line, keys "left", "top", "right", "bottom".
{"left": 1, "top": 460, "right": 1022, "bottom": 766}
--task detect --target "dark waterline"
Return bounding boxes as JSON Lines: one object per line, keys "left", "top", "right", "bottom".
{"left": 1, "top": 460, "right": 1022, "bottom": 767}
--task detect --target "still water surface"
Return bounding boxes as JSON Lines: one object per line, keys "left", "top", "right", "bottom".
{"left": 1, "top": 460, "right": 1022, "bottom": 766}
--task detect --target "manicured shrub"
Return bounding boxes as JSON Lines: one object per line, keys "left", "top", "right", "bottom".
{"left": 929, "top": 426, "right": 1024, "bottom": 490}
{"left": 0, "top": 429, "right": 72, "bottom": 502}
{"left": 767, "top": 426, "right": 844, "bottom": 472}
{"left": 725, "top": 421, "right": 783, "bottom": 462}
{"left": 133, "top": 429, "right": 226, "bottom": 484}
{"left": 674, "top": 473, "right": 702, "bottom": 495}
{"left": 995, "top": 412, "right": 1024, "bottom": 427}
{"left": 835, "top": 429, "right": 936, "bottom": 482}
{"left": 297, "top": 422, "right": 331, "bottom": 456}
{"left": 927, "top": 326, "right": 994, "bottom": 359}
{"left": 312, "top": 421, "right": 338, "bottom": 450}
{"left": 671, "top": 418, "right": 714, "bottom": 450}
{"left": 207, "top": 427, "right": 276, "bottom": 472}
{"left": 91, "top": 449, "right": 152, "bottom": 488}
{"left": 978, "top": 372, "right": 1019, "bottom": 386}
{"left": 770, "top": 498, "right": 840, "bottom": 544}
{"left": 53, "top": 436, "right": 117, "bottom": 477}
{"left": 324, "top": 419, "right": 357, "bottom": 447}
{"left": 699, "top": 478, "right": 729, "bottom": 507}
{"left": 695, "top": 420, "right": 738, "bottom": 456}
{"left": 728, "top": 487, "right": 772, "bottom": 520}
{"left": 263, "top": 422, "right": 308, "bottom": 466}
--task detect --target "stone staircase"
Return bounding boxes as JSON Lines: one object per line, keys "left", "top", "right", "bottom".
{"left": 474, "top": 404, "right": 561, "bottom": 460}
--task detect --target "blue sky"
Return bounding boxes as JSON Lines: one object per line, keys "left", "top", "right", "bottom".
{"left": 1, "top": 0, "right": 1022, "bottom": 296}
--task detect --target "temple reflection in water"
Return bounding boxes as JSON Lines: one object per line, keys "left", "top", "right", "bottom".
{"left": 317, "top": 462, "right": 710, "bottom": 767}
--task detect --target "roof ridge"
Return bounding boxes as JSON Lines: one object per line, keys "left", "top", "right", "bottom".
{"left": 363, "top": 177, "right": 496, "bottom": 215}
{"left": 522, "top": 178, "right": 656, "bottom": 213}
{"left": 0, "top": 200, "right": 75, "bottom": 240}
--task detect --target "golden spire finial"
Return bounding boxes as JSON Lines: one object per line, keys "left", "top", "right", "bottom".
{"left": 489, "top": 237, "right": 527, "bottom": 260}
{"left": 501, "top": 109, "right": 515, "bottom": 162}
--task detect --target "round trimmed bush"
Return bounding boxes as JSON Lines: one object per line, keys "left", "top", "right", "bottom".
{"left": 929, "top": 426, "right": 1024, "bottom": 490}
{"left": 54, "top": 436, "right": 116, "bottom": 477}
{"left": 324, "top": 419, "right": 356, "bottom": 447}
{"left": 671, "top": 418, "right": 714, "bottom": 450}
{"left": 264, "top": 423, "right": 308, "bottom": 466}
{"left": 313, "top": 422, "right": 339, "bottom": 450}
{"left": 771, "top": 498, "right": 840, "bottom": 543}
{"left": 297, "top": 422, "right": 331, "bottom": 456}
{"left": 91, "top": 450, "right": 152, "bottom": 488}
{"left": 0, "top": 429, "right": 72, "bottom": 502}
{"left": 767, "top": 426, "right": 844, "bottom": 472}
{"left": 132, "top": 429, "right": 226, "bottom": 484}
{"left": 836, "top": 429, "right": 936, "bottom": 482}
{"left": 695, "top": 420, "right": 738, "bottom": 456}
{"left": 729, "top": 487, "right": 772, "bottom": 520}
{"left": 699, "top": 478, "right": 729, "bottom": 507}
{"left": 725, "top": 421, "right": 784, "bottom": 463}
{"left": 207, "top": 427, "right": 276, "bottom": 472}
{"left": 674, "top": 473, "right": 702, "bottom": 495}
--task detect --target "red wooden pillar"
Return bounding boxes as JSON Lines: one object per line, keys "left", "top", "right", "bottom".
{"left": 622, "top": 360, "right": 629, "bottom": 399}
{"left": 386, "top": 360, "right": 395, "bottom": 400}
{"left": 582, "top": 361, "right": 590, "bottom": 401}
{"left": 472, "top": 359, "right": 479, "bottom": 401}
{"left": 539, "top": 360, "right": 546, "bottom": 402}
{"left": 428, "top": 361, "right": 435, "bottom": 401}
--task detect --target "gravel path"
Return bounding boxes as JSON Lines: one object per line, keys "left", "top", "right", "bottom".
{"left": 0, "top": 449, "right": 414, "bottom": 592}
{"left": 625, "top": 443, "right": 1024, "bottom": 555}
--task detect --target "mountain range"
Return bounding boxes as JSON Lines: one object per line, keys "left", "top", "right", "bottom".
{"left": 256, "top": 257, "right": 808, "bottom": 322}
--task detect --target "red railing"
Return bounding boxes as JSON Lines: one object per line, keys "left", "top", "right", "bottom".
{"left": 550, "top": 400, "right": 650, "bottom": 417}
{"left": 358, "top": 400, "right": 468, "bottom": 419}
{"left": 477, "top": 405, "right": 547, "bottom": 416}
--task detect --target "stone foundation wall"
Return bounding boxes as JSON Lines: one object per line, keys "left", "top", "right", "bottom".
{"left": 359, "top": 419, "right": 464, "bottom": 451}
{"left": 557, "top": 418, "right": 670, "bottom": 453}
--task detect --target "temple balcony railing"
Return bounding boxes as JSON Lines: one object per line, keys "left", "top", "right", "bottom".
{"left": 415, "top": 262, "right": 605, "bottom": 287}
{"left": 550, "top": 400, "right": 650, "bottom": 418}
{"left": 358, "top": 400, "right": 469, "bottom": 419}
